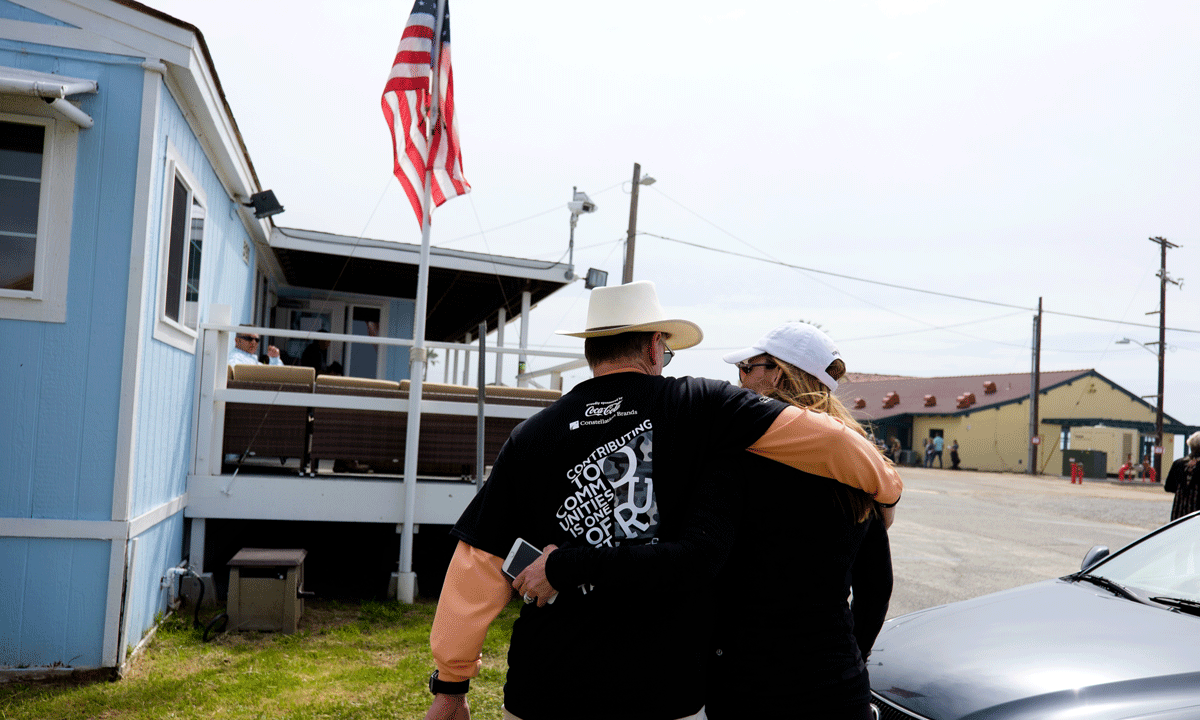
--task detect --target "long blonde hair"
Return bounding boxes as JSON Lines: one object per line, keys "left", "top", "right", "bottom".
{"left": 762, "top": 356, "right": 882, "bottom": 523}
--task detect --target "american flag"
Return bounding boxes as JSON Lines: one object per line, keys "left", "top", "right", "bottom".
{"left": 381, "top": 0, "right": 469, "bottom": 228}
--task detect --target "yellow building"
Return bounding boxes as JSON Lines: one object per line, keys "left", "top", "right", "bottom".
{"left": 837, "top": 369, "right": 1198, "bottom": 476}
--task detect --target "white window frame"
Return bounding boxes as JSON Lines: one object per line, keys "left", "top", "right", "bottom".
{"left": 0, "top": 99, "right": 79, "bottom": 323}
{"left": 153, "top": 142, "right": 208, "bottom": 352}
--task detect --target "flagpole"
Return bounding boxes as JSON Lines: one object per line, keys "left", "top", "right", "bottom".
{"left": 397, "top": 0, "right": 447, "bottom": 605}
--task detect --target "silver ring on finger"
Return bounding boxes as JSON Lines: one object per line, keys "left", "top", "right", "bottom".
{"left": 523, "top": 593, "right": 535, "bottom": 604}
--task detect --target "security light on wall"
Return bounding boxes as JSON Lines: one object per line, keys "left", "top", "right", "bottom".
{"left": 244, "top": 190, "right": 285, "bottom": 219}
{"left": 584, "top": 268, "right": 608, "bottom": 289}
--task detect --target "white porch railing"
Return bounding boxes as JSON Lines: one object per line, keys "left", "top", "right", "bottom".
{"left": 184, "top": 307, "right": 585, "bottom": 596}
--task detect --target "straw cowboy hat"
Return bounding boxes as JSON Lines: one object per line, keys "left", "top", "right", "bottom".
{"left": 557, "top": 281, "right": 703, "bottom": 350}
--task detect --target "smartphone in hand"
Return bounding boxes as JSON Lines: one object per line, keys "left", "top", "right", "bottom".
{"left": 502, "top": 538, "right": 542, "bottom": 580}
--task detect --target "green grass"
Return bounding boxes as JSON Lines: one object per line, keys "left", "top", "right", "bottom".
{"left": 0, "top": 599, "right": 521, "bottom": 720}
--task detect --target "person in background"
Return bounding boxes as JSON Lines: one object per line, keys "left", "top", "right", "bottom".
{"left": 923, "top": 437, "right": 933, "bottom": 467}
{"left": 1166, "top": 432, "right": 1200, "bottom": 520}
{"left": 228, "top": 327, "right": 281, "bottom": 367}
{"left": 932, "top": 433, "right": 945, "bottom": 468}
{"left": 300, "top": 330, "right": 343, "bottom": 376}
{"left": 707, "top": 322, "right": 894, "bottom": 720}
{"left": 950, "top": 438, "right": 961, "bottom": 469}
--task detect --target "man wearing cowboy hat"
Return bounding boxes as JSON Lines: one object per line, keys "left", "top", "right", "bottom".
{"left": 424, "top": 281, "right": 902, "bottom": 720}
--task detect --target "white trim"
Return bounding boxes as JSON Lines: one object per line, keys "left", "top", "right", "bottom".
{"left": 186, "top": 476, "right": 474, "bottom": 525}
{"left": 4, "top": 2, "right": 195, "bottom": 64}
{"left": 0, "top": 19, "right": 155, "bottom": 60}
{"left": 101, "top": 536, "right": 127, "bottom": 668}
{"left": 129, "top": 494, "right": 188, "bottom": 538}
{"left": 0, "top": 517, "right": 124, "bottom": 540}
{"left": 0, "top": 495, "right": 187, "bottom": 541}
{"left": 152, "top": 139, "right": 207, "bottom": 353}
{"left": 113, "top": 537, "right": 136, "bottom": 669}
{"left": 0, "top": 99, "right": 78, "bottom": 323}
{"left": 113, "top": 67, "right": 162, "bottom": 525}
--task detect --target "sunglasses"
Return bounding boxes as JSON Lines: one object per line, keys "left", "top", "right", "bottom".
{"left": 736, "top": 361, "right": 775, "bottom": 374}
{"left": 236, "top": 334, "right": 261, "bottom": 342}
{"left": 662, "top": 342, "right": 674, "bottom": 367}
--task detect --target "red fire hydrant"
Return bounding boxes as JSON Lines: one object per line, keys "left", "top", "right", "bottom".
{"left": 1070, "top": 462, "right": 1084, "bottom": 484}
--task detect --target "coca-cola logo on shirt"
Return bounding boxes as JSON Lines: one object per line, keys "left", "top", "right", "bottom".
{"left": 584, "top": 399, "right": 622, "bottom": 418}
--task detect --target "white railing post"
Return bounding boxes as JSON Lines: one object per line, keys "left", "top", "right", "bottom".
{"left": 518, "top": 290, "right": 531, "bottom": 387}
{"left": 494, "top": 307, "right": 506, "bottom": 385}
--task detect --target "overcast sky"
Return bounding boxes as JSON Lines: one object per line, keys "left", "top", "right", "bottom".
{"left": 147, "top": 0, "right": 1200, "bottom": 451}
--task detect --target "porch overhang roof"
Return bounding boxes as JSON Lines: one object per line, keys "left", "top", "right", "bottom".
{"left": 269, "top": 227, "right": 574, "bottom": 342}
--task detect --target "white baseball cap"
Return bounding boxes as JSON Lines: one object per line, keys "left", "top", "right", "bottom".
{"left": 722, "top": 322, "right": 842, "bottom": 391}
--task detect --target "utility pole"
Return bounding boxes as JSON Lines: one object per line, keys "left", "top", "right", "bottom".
{"left": 623, "top": 163, "right": 641, "bottom": 284}
{"left": 1027, "top": 297, "right": 1042, "bottom": 475}
{"left": 1148, "top": 236, "right": 1179, "bottom": 482}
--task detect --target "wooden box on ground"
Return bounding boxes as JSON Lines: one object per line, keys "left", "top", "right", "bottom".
{"left": 226, "top": 547, "right": 307, "bottom": 633}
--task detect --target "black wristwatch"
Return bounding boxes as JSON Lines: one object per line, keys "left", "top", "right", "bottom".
{"left": 428, "top": 669, "right": 470, "bottom": 696}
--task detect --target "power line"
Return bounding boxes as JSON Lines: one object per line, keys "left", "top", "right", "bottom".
{"left": 640, "top": 232, "right": 1200, "bottom": 335}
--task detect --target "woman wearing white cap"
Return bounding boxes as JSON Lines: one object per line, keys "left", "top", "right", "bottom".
{"left": 706, "top": 322, "right": 894, "bottom": 720}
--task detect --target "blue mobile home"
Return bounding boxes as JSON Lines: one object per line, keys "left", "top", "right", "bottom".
{"left": 0, "top": 0, "right": 577, "bottom": 676}
{"left": 1, "top": 0, "right": 280, "bottom": 673}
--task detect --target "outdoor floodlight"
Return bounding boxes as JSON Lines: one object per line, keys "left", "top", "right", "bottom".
{"left": 245, "top": 190, "right": 285, "bottom": 219}
{"left": 585, "top": 268, "right": 608, "bottom": 289}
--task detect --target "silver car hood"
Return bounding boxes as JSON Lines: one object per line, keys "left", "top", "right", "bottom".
{"left": 870, "top": 579, "right": 1200, "bottom": 720}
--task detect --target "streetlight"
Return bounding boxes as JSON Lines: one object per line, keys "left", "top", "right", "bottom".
{"left": 623, "top": 163, "right": 656, "bottom": 284}
{"left": 1116, "top": 337, "right": 1165, "bottom": 480}
{"left": 1115, "top": 337, "right": 1157, "bottom": 355}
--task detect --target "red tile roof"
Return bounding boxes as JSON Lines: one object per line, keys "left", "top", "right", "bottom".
{"left": 836, "top": 369, "right": 1093, "bottom": 422}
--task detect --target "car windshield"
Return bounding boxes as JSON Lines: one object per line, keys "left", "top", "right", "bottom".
{"left": 1086, "top": 514, "right": 1200, "bottom": 603}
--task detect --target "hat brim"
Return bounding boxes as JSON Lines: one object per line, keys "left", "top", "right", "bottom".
{"left": 721, "top": 346, "right": 765, "bottom": 365}
{"left": 556, "top": 319, "right": 703, "bottom": 350}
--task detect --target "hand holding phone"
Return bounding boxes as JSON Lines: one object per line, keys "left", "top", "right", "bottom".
{"left": 502, "top": 538, "right": 542, "bottom": 580}
{"left": 504, "top": 538, "right": 558, "bottom": 606}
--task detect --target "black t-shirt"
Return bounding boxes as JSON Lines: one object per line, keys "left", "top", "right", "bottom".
{"left": 452, "top": 372, "right": 785, "bottom": 720}
{"left": 705, "top": 451, "right": 893, "bottom": 718}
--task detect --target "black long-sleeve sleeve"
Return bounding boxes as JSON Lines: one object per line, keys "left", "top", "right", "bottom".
{"left": 851, "top": 515, "right": 893, "bottom": 660}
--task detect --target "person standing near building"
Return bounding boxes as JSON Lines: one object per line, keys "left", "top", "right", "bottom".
{"left": 950, "top": 438, "right": 961, "bottom": 469}
{"left": 932, "top": 434, "right": 945, "bottom": 468}
{"left": 422, "top": 282, "right": 903, "bottom": 720}
{"left": 1166, "top": 432, "right": 1200, "bottom": 520}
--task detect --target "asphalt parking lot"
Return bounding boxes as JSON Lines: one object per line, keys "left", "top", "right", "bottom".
{"left": 885, "top": 465, "right": 1174, "bottom": 618}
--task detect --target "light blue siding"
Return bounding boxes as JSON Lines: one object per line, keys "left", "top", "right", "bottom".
{"left": 0, "top": 40, "right": 145, "bottom": 670}
{"left": 130, "top": 86, "right": 257, "bottom": 519}
{"left": 0, "top": 33, "right": 232, "bottom": 670}
{"left": 0, "top": 0, "right": 75, "bottom": 26}
{"left": 123, "top": 516, "right": 184, "bottom": 658}
{"left": 0, "top": 43, "right": 144, "bottom": 523}
{"left": 0, "top": 537, "right": 109, "bottom": 667}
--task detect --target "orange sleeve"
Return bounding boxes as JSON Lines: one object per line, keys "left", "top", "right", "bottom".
{"left": 747, "top": 405, "right": 904, "bottom": 505}
{"left": 429, "top": 541, "right": 514, "bottom": 682}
